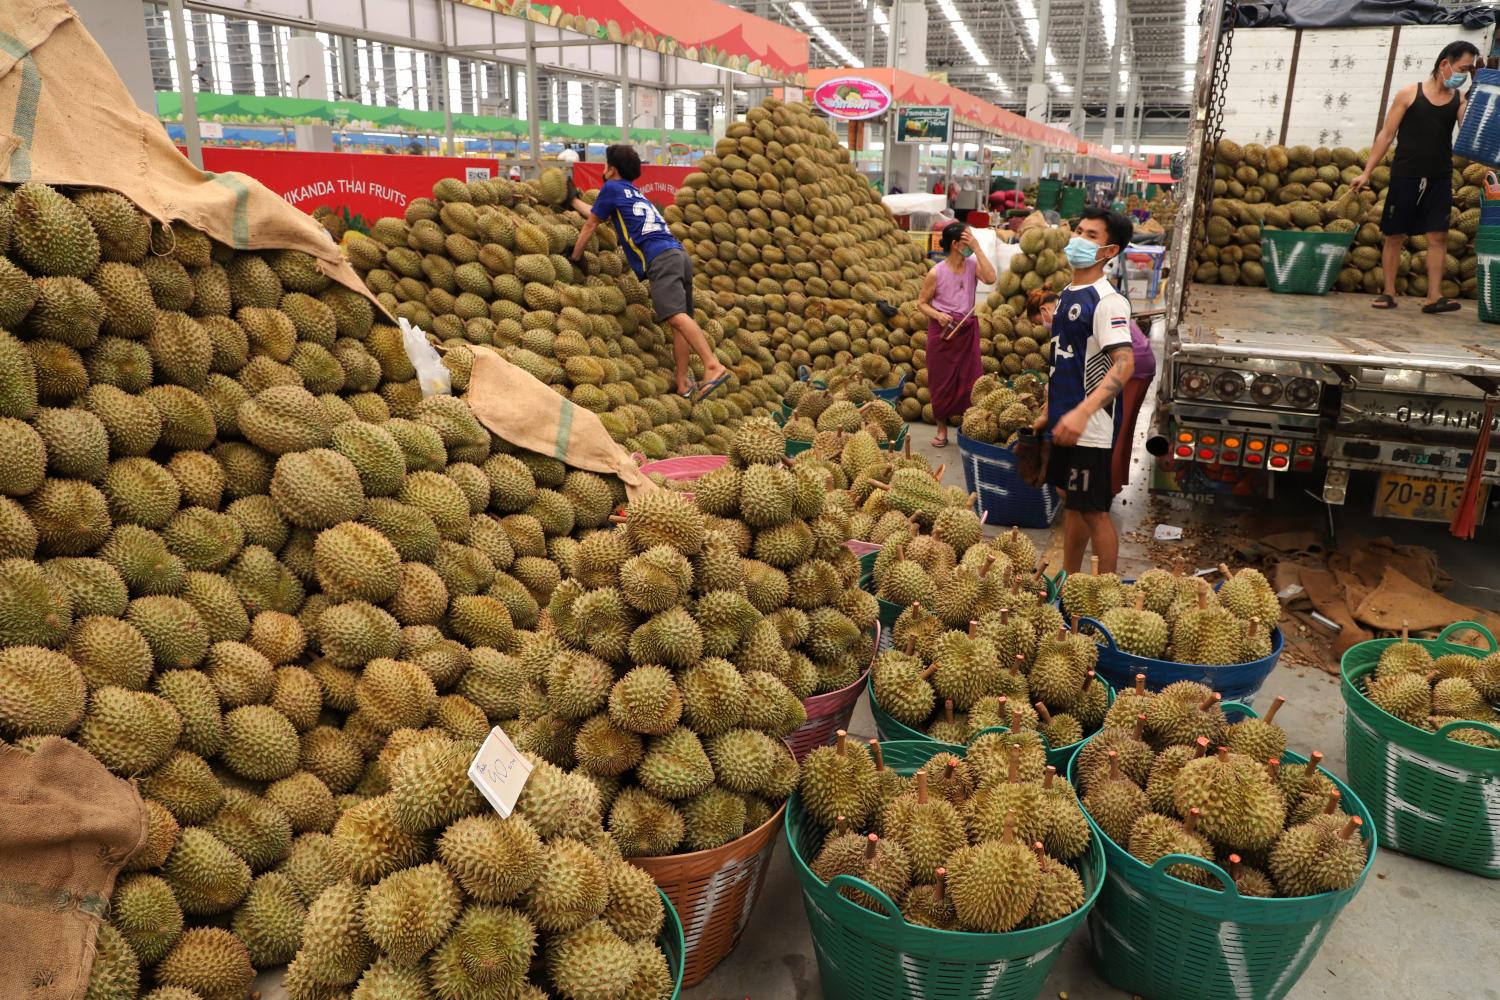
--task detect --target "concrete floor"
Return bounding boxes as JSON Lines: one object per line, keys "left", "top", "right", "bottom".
{"left": 682, "top": 413, "right": 1500, "bottom": 1000}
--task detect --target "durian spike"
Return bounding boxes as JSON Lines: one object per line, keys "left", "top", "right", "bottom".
{"left": 836, "top": 730, "right": 848, "bottom": 756}
{"left": 980, "top": 553, "right": 997, "bottom": 578}
{"left": 916, "top": 770, "right": 929, "bottom": 803}
{"left": 1266, "top": 758, "right": 1281, "bottom": 780}
{"left": 865, "top": 834, "right": 880, "bottom": 859}
{"left": 1007, "top": 743, "right": 1021, "bottom": 783}
{"left": 968, "top": 620, "right": 978, "bottom": 638}
{"left": 1035, "top": 701, "right": 1054, "bottom": 724}
{"left": 1090, "top": 554, "right": 1100, "bottom": 575}
{"left": 1183, "top": 807, "right": 1202, "bottom": 834}
{"left": 1194, "top": 736, "right": 1211, "bottom": 758}
{"left": 1199, "top": 691, "right": 1222, "bottom": 713}
{"left": 920, "top": 663, "right": 940, "bottom": 681}
{"left": 1135, "top": 674, "right": 1147, "bottom": 696}
{"left": 1133, "top": 714, "right": 1148, "bottom": 741}
{"left": 1106, "top": 749, "right": 1122, "bottom": 780}
{"left": 835, "top": 816, "right": 849, "bottom": 835}
{"left": 1338, "top": 816, "right": 1362, "bottom": 841}
{"left": 1304, "top": 751, "right": 1323, "bottom": 777}
{"left": 1044, "top": 765, "right": 1057, "bottom": 789}
{"left": 1322, "top": 789, "right": 1342, "bottom": 815}
{"left": 870, "top": 739, "right": 886, "bottom": 771}
{"left": 1263, "top": 696, "right": 1286, "bottom": 724}
{"left": 934, "top": 867, "right": 947, "bottom": 898}
{"left": 943, "top": 699, "right": 955, "bottom": 724}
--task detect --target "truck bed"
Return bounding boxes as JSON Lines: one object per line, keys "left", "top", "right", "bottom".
{"left": 1180, "top": 285, "right": 1500, "bottom": 382}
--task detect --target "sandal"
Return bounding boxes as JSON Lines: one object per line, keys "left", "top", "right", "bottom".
{"left": 1372, "top": 294, "right": 1397, "bottom": 309}
{"left": 1421, "top": 297, "right": 1461, "bottom": 314}
{"left": 931, "top": 436, "right": 949, "bottom": 448}
{"left": 693, "top": 371, "right": 731, "bottom": 403}
{"left": 678, "top": 376, "right": 698, "bottom": 399}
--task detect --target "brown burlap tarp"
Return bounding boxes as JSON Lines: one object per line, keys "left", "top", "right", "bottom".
{"left": 465, "top": 345, "right": 657, "bottom": 501}
{"left": 0, "top": 739, "right": 148, "bottom": 1000}
{"left": 0, "top": 0, "right": 372, "bottom": 300}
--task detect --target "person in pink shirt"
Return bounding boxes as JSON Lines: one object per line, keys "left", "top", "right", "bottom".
{"left": 918, "top": 221, "right": 997, "bottom": 447}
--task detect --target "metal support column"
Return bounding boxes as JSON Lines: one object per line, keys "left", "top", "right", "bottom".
{"left": 619, "top": 45, "right": 632, "bottom": 142}
{"left": 1103, "top": 0, "right": 1125, "bottom": 148}
{"left": 883, "top": 2, "right": 902, "bottom": 194}
{"left": 944, "top": 138, "right": 955, "bottom": 205}
{"left": 166, "top": 0, "right": 202, "bottom": 168}
{"left": 1070, "top": 25, "right": 1087, "bottom": 132}
{"left": 525, "top": 19, "right": 541, "bottom": 169}
{"left": 723, "top": 77, "right": 734, "bottom": 125}
{"left": 1121, "top": 70, "right": 1139, "bottom": 160}
{"left": 437, "top": 6, "right": 454, "bottom": 155}
{"left": 1032, "top": 0, "right": 1052, "bottom": 85}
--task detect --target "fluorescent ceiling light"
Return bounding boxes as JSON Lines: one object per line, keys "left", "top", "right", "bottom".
{"left": 789, "top": 1, "right": 864, "bottom": 66}
{"left": 1012, "top": 0, "right": 1041, "bottom": 48}
{"left": 933, "top": 0, "right": 990, "bottom": 66}
{"left": 1100, "top": 0, "right": 1115, "bottom": 50}
{"left": 1183, "top": 19, "right": 1199, "bottom": 63}
{"left": 859, "top": 0, "right": 892, "bottom": 37}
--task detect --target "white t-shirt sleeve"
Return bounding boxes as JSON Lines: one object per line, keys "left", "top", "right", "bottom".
{"left": 1091, "top": 290, "right": 1133, "bottom": 354}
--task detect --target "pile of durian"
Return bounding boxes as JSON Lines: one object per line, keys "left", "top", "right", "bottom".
{"left": 343, "top": 174, "right": 793, "bottom": 460}
{"left": 1065, "top": 563, "right": 1279, "bottom": 666}
{"left": 1360, "top": 629, "right": 1500, "bottom": 748}
{"left": 958, "top": 372, "right": 1046, "bottom": 447}
{"left": 780, "top": 372, "right": 905, "bottom": 449}
{"left": 1075, "top": 683, "right": 1369, "bottom": 897}
{"left": 667, "top": 99, "right": 928, "bottom": 422}
{"left": 798, "top": 731, "right": 1092, "bottom": 932}
{"left": 0, "top": 178, "right": 713, "bottom": 1000}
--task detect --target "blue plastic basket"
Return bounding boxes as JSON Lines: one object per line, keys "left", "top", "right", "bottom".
{"left": 1456, "top": 69, "right": 1500, "bottom": 167}
{"left": 955, "top": 432, "right": 1061, "bottom": 530}
{"left": 1076, "top": 614, "right": 1283, "bottom": 705}
{"left": 871, "top": 372, "right": 909, "bottom": 404}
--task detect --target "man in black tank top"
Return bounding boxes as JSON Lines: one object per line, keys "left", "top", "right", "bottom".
{"left": 1352, "top": 40, "right": 1479, "bottom": 314}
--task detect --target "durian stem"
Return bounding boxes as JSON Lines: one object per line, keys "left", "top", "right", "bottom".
{"left": 1032, "top": 841, "right": 1048, "bottom": 865}
{"left": 1196, "top": 584, "right": 1209, "bottom": 610}
{"left": 865, "top": 834, "right": 880, "bottom": 859}
{"left": 1002, "top": 812, "right": 1017, "bottom": 843}
{"left": 609, "top": 513, "right": 628, "bottom": 524}
{"left": 1133, "top": 714, "right": 1148, "bottom": 741}
{"left": 1194, "top": 736, "right": 1211, "bottom": 758}
{"left": 1401, "top": 620, "right": 1409, "bottom": 643}
{"left": 933, "top": 463, "right": 946, "bottom": 481}
{"left": 1081, "top": 669, "right": 1097, "bottom": 693}
{"left": 1135, "top": 674, "right": 1148, "bottom": 696}
{"left": 1091, "top": 554, "right": 1100, "bottom": 575}
{"left": 943, "top": 761, "right": 957, "bottom": 782}
{"left": 905, "top": 637, "right": 916, "bottom": 655}
{"left": 870, "top": 740, "right": 886, "bottom": 771}
{"left": 1007, "top": 743, "right": 1021, "bottom": 783}
{"left": 1216, "top": 746, "right": 1230, "bottom": 762}
{"left": 1227, "top": 853, "right": 1243, "bottom": 875}
{"left": 1012, "top": 655, "right": 1026, "bottom": 675}
{"left": 869, "top": 479, "right": 891, "bottom": 491}
{"left": 1323, "top": 790, "right": 1342, "bottom": 815}
{"left": 1218, "top": 562, "right": 1232, "bottom": 581}
{"left": 916, "top": 770, "right": 928, "bottom": 804}
{"left": 1264, "top": 696, "right": 1285, "bottom": 724}
{"left": 1338, "top": 817, "right": 1362, "bottom": 841}
{"left": 980, "top": 553, "right": 996, "bottom": 578}
{"left": 1135, "top": 591, "right": 1145, "bottom": 611}
{"left": 1035, "top": 701, "right": 1053, "bottom": 723}
{"left": 1266, "top": 758, "right": 1281, "bottom": 779}
{"left": 1247, "top": 617, "right": 1260, "bottom": 638}
{"left": 943, "top": 700, "right": 955, "bottom": 724}
{"left": 1044, "top": 765, "right": 1057, "bottom": 789}
{"left": 836, "top": 730, "right": 848, "bottom": 756}
{"left": 1106, "top": 750, "right": 1121, "bottom": 780}
{"left": 968, "top": 620, "right": 977, "bottom": 638}
{"left": 904, "top": 438, "right": 912, "bottom": 459}
{"left": 895, "top": 543, "right": 906, "bottom": 560}
{"left": 1305, "top": 751, "right": 1323, "bottom": 777}
{"left": 1183, "top": 807, "right": 1201, "bottom": 834}
{"left": 919, "top": 663, "right": 940, "bottom": 681}
{"left": 1199, "top": 692, "right": 1221, "bottom": 713}
{"left": 1009, "top": 710, "right": 1025, "bottom": 734}
{"left": 1057, "top": 626, "right": 1068, "bottom": 642}
{"left": 967, "top": 492, "right": 978, "bottom": 509}
{"left": 1000, "top": 607, "right": 1011, "bottom": 625}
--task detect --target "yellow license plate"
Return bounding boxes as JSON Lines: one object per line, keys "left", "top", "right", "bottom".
{"left": 1372, "top": 473, "right": 1488, "bottom": 523}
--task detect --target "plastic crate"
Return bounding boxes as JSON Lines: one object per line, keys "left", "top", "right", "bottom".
{"left": 1259, "top": 230, "right": 1356, "bottom": 296}
{"left": 1077, "top": 613, "right": 1284, "bottom": 705}
{"left": 1340, "top": 621, "right": 1500, "bottom": 877}
{"left": 955, "top": 433, "right": 1062, "bottom": 530}
{"left": 1455, "top": 69, "right": 1500, "bottom": 167}
{"left": 866, "top": 673, "right": 1114, "bottom": 771}
{"left": 1069, "top": 706, "right": 1378, "bottom": 1000}
{"left": 784, "top": 739, "right": 1103, "bottom": 1000}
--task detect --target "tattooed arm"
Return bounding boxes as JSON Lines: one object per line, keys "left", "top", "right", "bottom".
{"left": 1052, "top": 346, "right": 1133, "bottom": 445}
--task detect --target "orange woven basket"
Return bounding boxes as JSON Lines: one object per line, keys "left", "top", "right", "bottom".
{"left": 628, "top": 752, "right": 791, "bottom": 987}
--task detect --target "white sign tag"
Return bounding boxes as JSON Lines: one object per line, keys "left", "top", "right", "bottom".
{"left": 468, "top": 726, "right": 533, "bottom": 818}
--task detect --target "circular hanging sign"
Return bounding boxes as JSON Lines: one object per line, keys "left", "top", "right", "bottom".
{"left": 811, "top": 77, "right": 894, "bottom": 121}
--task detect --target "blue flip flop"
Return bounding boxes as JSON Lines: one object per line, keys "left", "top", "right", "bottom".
{"left": 694, "top": 372, "right": 731, "bottom": 403}
{"left": 679, "top": 376, "right": 698, "bottom": 399}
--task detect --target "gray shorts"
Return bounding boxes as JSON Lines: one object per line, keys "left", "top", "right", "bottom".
{"left": 645, "top": 246, "right": 693, "bottom": 321}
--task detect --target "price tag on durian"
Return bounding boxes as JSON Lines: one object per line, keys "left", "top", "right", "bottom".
{"left": 468, "top": 726, "right": 532, "bottom": 818}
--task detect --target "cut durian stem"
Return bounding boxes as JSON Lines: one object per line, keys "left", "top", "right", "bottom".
{"left": 1001, "top": 811, "right": 1018, "bottom": 844}
{"left": 865, "top": 833, "right": 880, "bottom": 859}
{"left": 1194, "top": 736, "right": 1211, "bottom": 758}
{"left": 1000, "top": 608, "right": 1011, "bottom": 625}
{"left": 1338, "top": 817, "right": 1361, "bottom": 841}
{"left": 1090, "top": 555, "right": 1100, "bottom": 575}
{"left": 916, "top": 770, "right": 929, "bottom": 804}
{"left": 835, "top": 816, "right": 849, "bottom": 835}
{"left": 1133, "top": 713, "right": 1148, "bottom": 742}
{"left": 868, "top": 479, "right": 891, "bottom": 491}
{"left": 1043, "top": 765, "right": 1058, "bottom": 790}
{"left": 1196, "top": 584, "right": 1209, "bottom": 610}
{"left": 1009, "top": 710, "right": 1027, "bottom": 734}
{"left": 1265, "top": 758, "right": 1281, "bottom": 779}
{"left": 1035, "top": 702, "right": 1054, "bottom": 724}
{"left": 1303, "top": 751, "right": 1323, "bottom": 777}
{"left": 934, "top": 867, "right": 947, "bottom": 898}
{"left": 1183, "top": 807, "right": 1202, "bottom": 834}
{"left": 979, "top": 554, "right": 997, "bottom": 578}
{"left": 870, "top": 739, "right": 887, "bottom": 771}
{"left": 1106, "top": 749, "right": 1122, "bottom": 781}
{"left": 932, "top": 464, "right": 946, "bottom": 482}
{"left": 1011, "top": 656, "right": 1026, "bottom": 677}
{"left": 919, "top": 663, "right": 940, "bottom": 681}
{"left": 942, "top": 700, "right": 955, "bottom": 724}
{"left": 1218, "top": 562, "right": 1233, "bottom": 581}
{"left": 1135, "top": 591, "right": 1145, "bottom": 611}
{"left": 1216, "top": 746, "right": 1231, "bottom": 762}
{"left": 1080, "top": 670, "right": 1097, "bottom": 694}
{"left": 1134, "top": 674, "right": 1148, "bottom": 696}
{"left": 1199, "top": 691, "right": 1222, "bottom": 713}
{"left": 1323, "top": 790, "right": 1342, "bottom": 815}
{"left": 1032, "top": 841, "right": 1049, "bottom": 865}
{"left": 968, "top": 620, "right": 977, "bottom": 638}
{"left": 1247, "top": 618, "right": 1262, "bottom": 639}
{"left": 836, "top": 729, "right": 849, "bottom": 756}
{"left": 1263, "top": 696, "right": 1286, "bottom": 724}
{"left": 1007, "top": 743, "right": 1022, "bottom": 783}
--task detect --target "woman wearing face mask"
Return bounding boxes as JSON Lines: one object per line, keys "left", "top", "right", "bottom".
{"left": 1353, "top": 39, "right": 1479, "bottom": 314}
{"left": 919, "top": 221, "right": 996, "bottom": 447}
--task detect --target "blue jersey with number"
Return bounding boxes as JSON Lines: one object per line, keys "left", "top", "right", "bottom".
{"left": 591, "top": 179, "right": 680, "bottom": 277}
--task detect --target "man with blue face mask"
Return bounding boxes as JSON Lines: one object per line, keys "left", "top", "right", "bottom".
{"left": 1035, "top": 207, "right": 1135, "bottom": 574}
{"left": 1353, "top": 39, "right": 1479, "bottom": 314}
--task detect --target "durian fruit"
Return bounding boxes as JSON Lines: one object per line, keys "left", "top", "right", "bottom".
{"left": 1081, "top": 750, "right": 1150, "bottom": 844}
{"left": 1037, "top": 765, "right": 1091, "bottom": 861}
{"left": 1023, "top": 841, "right": 1085, "bottom": 927}
{"left": 880, "top": 770, "right": 965, "bottom": 881}
{"left": 1217, "top": 564, "right": 1280, "bottom": 626}
{"left": 1172, "top": 746, "right": 1287, "bottom": 852}
{"left": 900, "top": 867, "right": 957, "bottom": 929}
{"left": 1142, "top": 680, "right": 1226, "bottom": 750}
{"left": 799, "top": 730, "right": 878, "bottom": 829}
{"left": 1098, "top": 591, "right": 1169, "bottom": 659}
{"left": 1364, "top": 669, "right": 1438, "bottom": 727}
{"left": 1127, "top": 808, "right": 1216, "bottom": 886}
{"left": 1224, "top": 695, "right": 1288, "bottom": 762}
{"left": 926, "top": 698, "right": 969, "bottom": 745}
{"left": 1226, "top": 853, "right": 1275, "bottom": 897}
{"left": 1268, "top": 815, "right": 1367, "bottom": 896}
{"left": 1169, "top": 584, "right": 1245, "bottom": 665}
{"left": 945, "top": 814, "right": 1041, "bottom": 932}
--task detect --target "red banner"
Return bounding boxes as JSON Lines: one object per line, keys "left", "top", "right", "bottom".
{"left": 572, "top": 162, "right": 695, "bottom": 208}
{"left": 181, "top": 148, "right": 499, "bottom": 230}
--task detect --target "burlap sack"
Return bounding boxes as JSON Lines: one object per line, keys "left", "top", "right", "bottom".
{"left": 0, "top": 0, "right": 374, "bottom": 301}
{"left": 1017, "top": 210, "right": 1049, "bottom": 232}
{"left": 0, "top": 738, "right": 149, "bottom": 1000}
{"left": 464, "top": 345, "right": 657, "bottom": 501}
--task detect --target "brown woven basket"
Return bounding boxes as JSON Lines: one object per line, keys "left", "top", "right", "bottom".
{"left": 629, "top": 796, "right": 788, "bottom": 987}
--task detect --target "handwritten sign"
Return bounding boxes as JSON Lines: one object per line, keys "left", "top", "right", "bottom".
{"left": 467, "top": 726, "right": 533, "bottom": 818}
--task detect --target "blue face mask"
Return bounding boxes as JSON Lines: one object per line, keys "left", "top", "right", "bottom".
{"left": 1446, "top": 70, "right": 1470, "bottom": 90}
{"left": 1065, "top": 235, "right": 1111, "bottom": 268}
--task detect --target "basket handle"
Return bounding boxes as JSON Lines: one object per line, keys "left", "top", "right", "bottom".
{"left": 1221, "top": 700, "right": 1261, "bottom": 721}
{"left": 895, "top": 371, "right": 909, "bottom": 392}
{"left": 1078, "top": 616, "right": 1120, "bottom": 653}
{"left": 865, "top": 622, "right": 883, "bottom": 673}
{"left": 1146, "top": 852, "right": 1238, "bottom": 896}
{"left": 1435, "top": 620, "right": 1499, "bottom": 654}
{"left": 970, "top": 724, "right": 1053, "bottom": 751}
{"left": 1432, "top": 718, "right": 1500, "bottom": 745}
{"left": 825, "top": 874, "right": 908, "bottom": 923}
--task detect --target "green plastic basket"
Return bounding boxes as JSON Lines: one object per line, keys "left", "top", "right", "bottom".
{"left": 1259, "top": 230, "right": 1356, "bottom": 295}
{"left": 1068, "top": 704, "right": 1378, "bottom": 1000}
{"left": 784, "top": 739, "right": 1104, "bottom": 1000}
{"left": 866, "top": 571, "right": 1063, "bottom": 635}
{"left": 658, "top": 887, "right": 686, "bottom": 1000}
{"left": 1340, "top": 621, "right": 1500, "bottom": 877}
{"left": 867, "top": 675, "right": 1115, "bottom": 771}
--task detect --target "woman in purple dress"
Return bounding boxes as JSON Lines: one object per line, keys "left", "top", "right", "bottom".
{"left": 919, "top": 221, "right": 997, "bottom": 447}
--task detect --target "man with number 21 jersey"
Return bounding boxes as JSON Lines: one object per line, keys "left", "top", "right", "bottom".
{"left": 570, "top": 145, "right": 729, "bottom": 402}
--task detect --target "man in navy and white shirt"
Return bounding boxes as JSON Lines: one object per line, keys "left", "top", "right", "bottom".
{"left": 1039, "top": 207, "right": 1135, "bottom": 574}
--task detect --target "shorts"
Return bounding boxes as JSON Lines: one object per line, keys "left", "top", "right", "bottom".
{"left": 1046, "top": 444, "right": 1115, "bottom": 513}
{"left": 1380, "top": 176, "right": 1452, "bottom": 237}
{"left": 645, "top": 246, "right": 694, "bottom": 321}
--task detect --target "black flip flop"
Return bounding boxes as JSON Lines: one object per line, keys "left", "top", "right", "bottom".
{"left": 1372, "top": 294, "right": 1397, "bottom": 309}
{"left": 1421, "top": 297, "right": 1461, "bottom": 314}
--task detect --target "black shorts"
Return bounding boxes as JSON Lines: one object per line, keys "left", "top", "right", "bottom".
{"left": 1380, "top": 175, "right": 1452, "bottom": 237}
{"left": 645, "top": 246, "right": 694, "bottom": 321}
{"left": 1046, "top": 445, "right": 1114, "bottom": 513}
